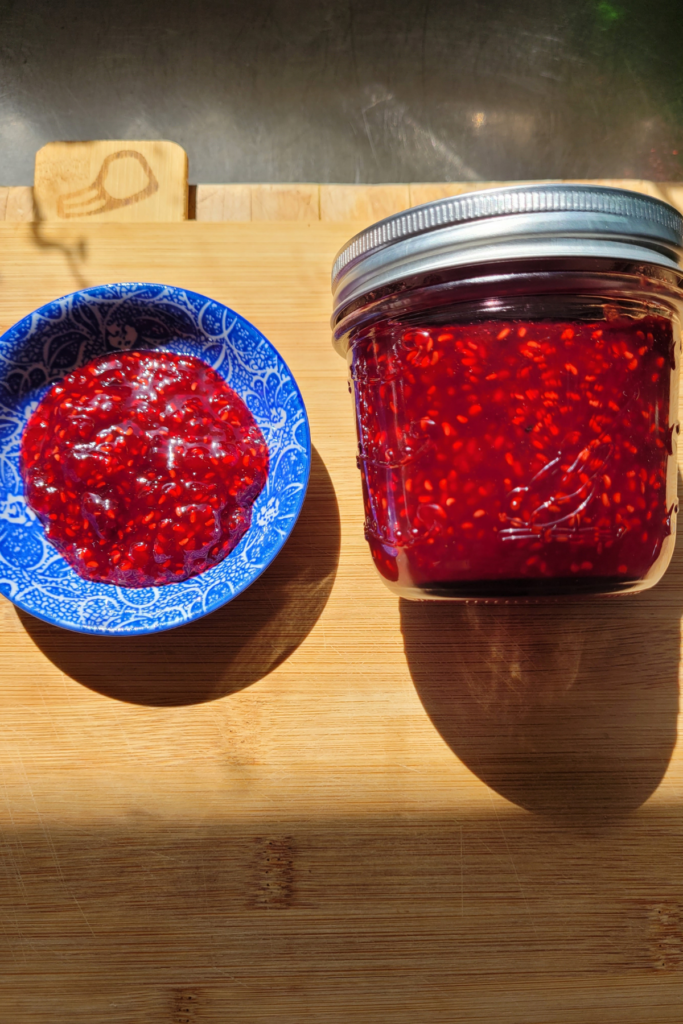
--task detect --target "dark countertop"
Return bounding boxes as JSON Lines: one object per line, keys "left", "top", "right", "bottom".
{"left": 0, "top": 0, "right": 681, "bottom": 186}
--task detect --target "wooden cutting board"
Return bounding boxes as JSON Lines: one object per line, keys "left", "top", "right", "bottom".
{"left": 34, "top": 140, "right": 189, "bottom": 222}
{"left": 0, "top": 152, "right": 681, "bottom": 1022}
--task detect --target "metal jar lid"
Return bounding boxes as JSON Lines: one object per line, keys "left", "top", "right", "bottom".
{"left": 331, "top": 183, "right": 683, "bottom": 320}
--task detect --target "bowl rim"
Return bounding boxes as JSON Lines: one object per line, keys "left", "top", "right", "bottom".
{"left": 0, "top": 281, "right": 312, "bottom": 636}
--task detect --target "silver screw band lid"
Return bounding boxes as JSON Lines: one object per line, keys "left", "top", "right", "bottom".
{"left": 331, "top": 184, "right": 683, "bottom": 319}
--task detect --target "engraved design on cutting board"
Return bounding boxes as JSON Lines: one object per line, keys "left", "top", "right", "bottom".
{"left": 56, "top": 150, "right": 159, "bottom": 218}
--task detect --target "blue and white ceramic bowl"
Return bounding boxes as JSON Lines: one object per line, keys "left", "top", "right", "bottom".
{"left": 0, "top": 283, "right": 311, "bottom": 635}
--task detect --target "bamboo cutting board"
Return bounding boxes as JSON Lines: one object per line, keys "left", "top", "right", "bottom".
{"left": 0, "top": 161, "right": 682, "bottom": 1022}
{"left": 34, "top": 140, "right": 189, "bottom": 222}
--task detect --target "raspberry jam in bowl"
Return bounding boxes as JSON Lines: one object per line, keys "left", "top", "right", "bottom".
{"left": 0, "top": 283, "right": 310, "bottom": 634}
{"left": 332, "top": 185, "right": 683, "bottom": 600}
{"left": 21, "top": 350, "right": 270, "bottom": 588}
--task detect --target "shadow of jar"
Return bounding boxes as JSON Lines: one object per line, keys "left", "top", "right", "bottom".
{"left": 401, "top": 487, "right": 682, "bottom": 823}
{"left": 19, "top": 447, "right": 340, "bottom": 706}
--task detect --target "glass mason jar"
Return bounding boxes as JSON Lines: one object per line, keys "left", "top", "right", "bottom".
{"left": 331, "top": 184, "right": 683, "bottom": 600}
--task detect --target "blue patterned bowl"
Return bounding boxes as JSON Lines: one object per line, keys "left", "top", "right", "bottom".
{"left": 0, "top": 283, "right": 311, "bottom": 635}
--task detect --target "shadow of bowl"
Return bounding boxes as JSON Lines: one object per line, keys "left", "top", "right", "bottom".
{"left": 402, "top": 505, "right": 682, "bottom": 823}
{"left": 20, "top": 447, "right": 340, "bottom": 706}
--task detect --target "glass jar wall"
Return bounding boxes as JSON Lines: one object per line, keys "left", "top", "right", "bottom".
{"left": 332, "top": 187, "right": 683, "bottom": 600}
{"left": 343, "top": 284, "right": 680, "bottom": 598}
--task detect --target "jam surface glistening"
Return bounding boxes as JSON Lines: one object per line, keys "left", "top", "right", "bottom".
{"left": 352, "top": 316, "right": 677, "bottom": 592}
{"left": 21, "top": 350, "right": 269, "bottom": 587}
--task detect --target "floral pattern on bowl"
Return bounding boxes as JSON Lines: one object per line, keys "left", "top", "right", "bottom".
{"left": 0, "top": 283, "right": 311, "bottom": 635}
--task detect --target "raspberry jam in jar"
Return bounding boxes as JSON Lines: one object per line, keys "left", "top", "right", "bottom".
{"left": 332, "top": 185, "right": 683, "bottom": 599}
{"left": 21, "top": 350, "right": 269, "bottom": 588}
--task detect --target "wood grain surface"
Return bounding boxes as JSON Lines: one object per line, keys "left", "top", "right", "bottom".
{"left": 33, "top": 140, "right": 188, "bottom": 222}
{"left": 5, "top": 177, "right": 683, "bottom": 226}
{"left": 0, "top": 210, "right": 682, "bottom": 1021}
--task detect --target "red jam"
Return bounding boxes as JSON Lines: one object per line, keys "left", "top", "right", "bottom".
{"left": 21, "top": 350, "right": 269, "bottom": 587}
{"left": 352, "top": 315, "right": 677, "bottom": 596}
